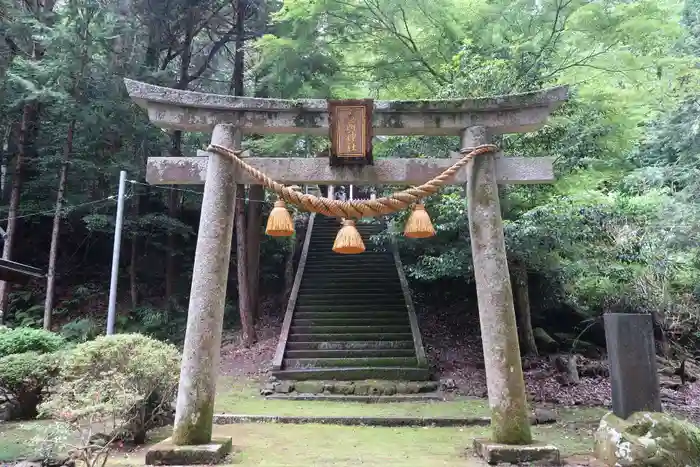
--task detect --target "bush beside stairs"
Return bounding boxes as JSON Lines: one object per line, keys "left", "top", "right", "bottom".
{"left": 272, "top": 214, "right": 430, "bottom": 382}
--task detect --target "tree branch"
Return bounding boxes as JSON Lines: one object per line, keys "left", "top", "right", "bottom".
{"left": 185, "top": 27, "right": 237, "bottom": 84}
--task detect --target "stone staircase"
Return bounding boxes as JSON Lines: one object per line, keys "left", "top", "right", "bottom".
{"left": 271, "top": 214, "right": 430, "bottom": 381}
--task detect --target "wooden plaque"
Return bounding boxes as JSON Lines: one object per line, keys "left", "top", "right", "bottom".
{"left": 328, "top": 99, "right": 373, "bottom": 166}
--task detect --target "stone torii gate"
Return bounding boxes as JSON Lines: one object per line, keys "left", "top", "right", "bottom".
{"left": 124, "top": 78, "right": 568, "bottom": 463}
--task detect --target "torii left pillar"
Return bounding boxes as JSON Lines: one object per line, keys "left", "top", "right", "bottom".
{"left": 146, "top": 124, "right": 239, "bottom": 465}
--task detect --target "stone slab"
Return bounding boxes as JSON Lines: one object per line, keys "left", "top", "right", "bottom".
{"left": 473, "top": 439, "right": 560, "bottom": 465}
{"left": 145, "top": 437, "right": 232, "bottom": 465}
{"left": 211, "top": 413, "right": 558, "bottom": 427}
{"left": 603, "top": 313, "right": 661, "bottom": 419}
{"left": 124, "top": 78, "right": 569, "bottom": 135}
{"left": 264, "top": 393, "right": 443, "bottom": 402}
{"left": 213, "top": 413, "right": 491, "bottom": 427}
{"left": 146, "top": 154, "right": 555, "bottom": 186}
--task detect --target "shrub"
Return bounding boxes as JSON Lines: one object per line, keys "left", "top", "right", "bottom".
{"left": 40, "top": 333, "right": 180, "bottom": 444}
{"left": 0, "top": 327, "right": 66, "bottom": 358}
{"left": 60, "top": 318, "right": 101, "bottom": 343}
{"left": 0, "top": 351, "right": 61, "bottom": 419}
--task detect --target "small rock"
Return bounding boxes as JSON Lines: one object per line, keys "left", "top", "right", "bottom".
{"left": 268, "top": 375, "right": 278, "bottom": 382}
{"left": 555, "top": 374, "right": 578, "bottom": 386}
{"left": 580, "top": 361, "right": 609, "bottom": 378}
{"left": 334, "top": 382, "right": 355, "bottom": 395}
{"left": 295, "top": 381, "right": 324, "bottom": 394}
{"left": 405, "top": 382, "right": 421, "bottom": 394}
{"left": 45, "top": 458, "right": 75, "bottom": 467}
{"left": 521, "top": 358, "right": 538, "bottom": 371}
{"left": 595, "top": 411, "right": 700, "bottom": 466}
{"left": 0, "top": 402, "right": 13, "bottom": 422}
{"left": 260, "top": 383, "right": 275, "bottom": 396}
{"left": 88, "top": 433, "right": 112, "bottom": 447}
{"left": 659, "top": 376, "right": 682, "bottom": 391}
{"left": 274, "top": 381, "right": 294, "bottom": 393}
{"left": 440, "top": 379, "right": 457, "bottom": 392}
{"left": 419, "top": 381, "right": 439, "bottom": 393}
{"left": 531, "top": 408, "right": 557, "bottom": 425}
{"left": 354, "top": 383, "right": 370, "bottom": 396}
{"left": 530, "top": 369, "right": 552, "bottom": 380}
{"left": 14, "top": 462, "right": 42, "bottom": 467}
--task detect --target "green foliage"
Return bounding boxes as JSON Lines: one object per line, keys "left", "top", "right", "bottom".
{"left": 2, "top": 0, "right": 700, "bottom": 351}
{"left": 59, "top": 318, "right": 101, "bottom": 343}
{"left": 0, "top": 327, "right": 66, "bottom": 359}
{"left": 0, "top": 352, "right": 61, "bottom": 419}
{"left": 41, "top": 334, "right": 180, "bottom": 444}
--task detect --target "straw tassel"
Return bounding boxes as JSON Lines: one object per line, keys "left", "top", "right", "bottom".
{"left": 265, "top": 200, "right": 295, "bottom": 237}
{"left": 404, "top": 203, "right": 435, "bottom": 238}
{"left": 332, "top": 219, "right": 365, "bottom": 254}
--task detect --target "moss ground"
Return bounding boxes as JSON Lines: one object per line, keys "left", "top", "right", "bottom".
{"left": 0, "top": 377, "right": 604, "bottom": 466}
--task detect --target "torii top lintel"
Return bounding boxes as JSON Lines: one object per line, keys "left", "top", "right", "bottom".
{"left": 124, "top": 79, "right": 569, "bottom": 137}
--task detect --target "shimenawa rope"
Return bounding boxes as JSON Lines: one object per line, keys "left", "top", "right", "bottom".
{"left": 206, "top": 143, "right": 498, "bottom": 219}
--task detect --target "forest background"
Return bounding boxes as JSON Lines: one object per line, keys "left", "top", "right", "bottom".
{"left": 1, "top": 0, "right": 699, "bottom": 359}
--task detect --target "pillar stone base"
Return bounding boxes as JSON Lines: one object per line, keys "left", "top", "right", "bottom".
{"left": 145, "top": 437, "right": 233, "bottom": 465}
{"left": 473, "top": 439, "right": 560, "bottom": 465}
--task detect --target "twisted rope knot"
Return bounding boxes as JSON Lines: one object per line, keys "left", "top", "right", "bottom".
{"left": 207, "top": 143, "right": 499, "bottom": 218}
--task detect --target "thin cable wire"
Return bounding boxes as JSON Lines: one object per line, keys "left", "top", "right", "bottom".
{"left": 128, "top": 179, "right": 295, "bottom": 204}
{"left": 0, "top": 196, "right": 118, "bottom": 224}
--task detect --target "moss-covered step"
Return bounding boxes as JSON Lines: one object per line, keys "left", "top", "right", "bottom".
{"left": 288, "top": 333, "right": 413, "bottom": 342}
{"left": 270, "top": 379, "right": 440, "bottom": 395}
{"left": 286, "top": 340, "right": 415, "bottom": 351}
{"left": 284, "top": 357, "right": 418, "bottom": 369}
{"left": 271, "top": 367, "right": 431, "bottom": 381}
{"left": 302, "top": 280, "right": 400, "bottom": 287}
{"left": 301, "top": 275, "right": 399, "bottom": 282}
{"left": 296, "top": 295, "right": 405, "bottom": 305}
{"left": 303, "top": 263, "right": 397, "bottom": 270}
{"left": 294, "top": 311, "right": 408, "bottom": 319}
{"left": 285, "top": 349, "right": 416, "bottom": 359}
{"left": 295, "top": 304, "right": 407, "bottom": 312}
{"left": 293, "top": 318, "right": 409, "bottom": 327}
{"left": 303, "top": 265, "right": 396, "bottom": 272}
{"left": 291, "top": 325, "right": 411, "bottom": 334}
{"left": 298, "top": 284, "right": 403, "bottom": 293}
{"left": 304, "top": 254, "right": 396, "bottom": 261}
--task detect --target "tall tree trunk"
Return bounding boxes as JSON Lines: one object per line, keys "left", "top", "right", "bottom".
{"left": 164, "top": 187, "right": 178, "bottom": 315}
{"left": 230, "top": 0, "right": 246, "bottom": 96}
{"left": 161, "top": 8, "right": 194, "bottom": 314}
{"left": 246, "top": 185, "right": 263, "bottom": 321}
{"left": 235, "top": 185, "right": 255, "bottom": 346}
{"left": 0, "top": 103, "right": 36, "bottom": 322}
{"left": 511, "top": 261, "right": 538, "bottom": 357}
{"left": 3, "top": 123, "right": 20, "bottom": 203}
{"left": 232, "top": 0, "right": 252, "bottom": 342}
{"left": 43, "top": 120, "right": 74, "bottom": 330}
{"left": 0, "top": 126, "right": 11, "bottom": 199}
{"left": 164, "top": 131, "right": 182, "bottom": 315}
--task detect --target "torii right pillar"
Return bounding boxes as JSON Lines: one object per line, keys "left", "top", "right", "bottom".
{"left": 465, "top": 125, "right": 560, "bottom": 464}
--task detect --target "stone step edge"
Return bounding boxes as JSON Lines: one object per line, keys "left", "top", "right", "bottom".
{"left": 266, "top": 393, "right": 443, "bottom": 403}
{"left": 212, "top": 412, "right": 490, "bottom": 427}
{"left": 212, "top": 412, "right": 559, "bottom": 427}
